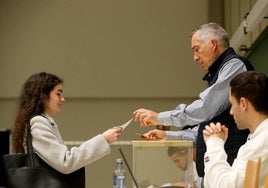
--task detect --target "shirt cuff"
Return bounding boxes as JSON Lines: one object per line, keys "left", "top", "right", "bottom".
{"left": 206, "top": 137, "right": 225, "bottom": 153}
{"left": 158, "top": 111, "right": 173, "bottom": 126}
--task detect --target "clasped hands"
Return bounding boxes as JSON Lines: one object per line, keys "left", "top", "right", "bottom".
{"left": 203, "top": 122, "right": 229, "bottom": 143}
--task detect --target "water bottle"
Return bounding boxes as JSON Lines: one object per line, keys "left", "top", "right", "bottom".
{"left": 113, "top": 158, "right": 126, "bottom": 188}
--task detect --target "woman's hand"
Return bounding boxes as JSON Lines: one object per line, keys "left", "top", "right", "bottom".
{"left": 102, "top": 127, "right": 123, "bottom": 144}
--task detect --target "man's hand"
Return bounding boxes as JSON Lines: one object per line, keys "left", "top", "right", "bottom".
{"left": 139, "top": 129, "right": 166, "bottom": 141}
{"left": 133, "top": 108, "right": 160, "bottom": 126}
{"left": 203, "top": 122, "right": 228, "bottom": 142}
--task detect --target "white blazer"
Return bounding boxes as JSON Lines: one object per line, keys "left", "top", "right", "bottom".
{"left": 27, "top": 115, "right": 111, "bottom": 174}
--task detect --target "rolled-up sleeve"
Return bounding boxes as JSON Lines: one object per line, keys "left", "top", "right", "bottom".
{"left": 158, "top": 60, "right": 247, "bottom": 127}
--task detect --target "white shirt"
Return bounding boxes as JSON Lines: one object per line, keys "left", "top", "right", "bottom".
{"left": 204, "top": 119, "right": 268, "bottom": 188}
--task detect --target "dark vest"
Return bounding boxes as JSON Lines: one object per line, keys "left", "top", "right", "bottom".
{"left": 196, "top": 47, "right": 254, "bottom": 177}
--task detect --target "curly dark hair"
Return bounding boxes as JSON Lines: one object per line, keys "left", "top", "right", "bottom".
{"left": 12, "top": 72, "right": 63, "bottom": 153}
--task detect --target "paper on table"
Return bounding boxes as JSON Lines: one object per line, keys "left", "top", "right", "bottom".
{"left": 113, "top": 118, "right": 133, "bottom": 130}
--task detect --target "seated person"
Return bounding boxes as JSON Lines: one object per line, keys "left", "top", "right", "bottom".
{"left": 203, "top": 71, "right": 268, "bottom": 188}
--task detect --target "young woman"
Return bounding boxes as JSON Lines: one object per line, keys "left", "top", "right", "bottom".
{"left": 12, "top": 72, "right": 122, "bottom": 174}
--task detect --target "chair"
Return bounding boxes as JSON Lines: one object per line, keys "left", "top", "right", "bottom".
{"left": 265, "top": 171, "right": 268, "bottom": 188}
{"left": 244, "top": 157, "right": 261, "bottom": 188}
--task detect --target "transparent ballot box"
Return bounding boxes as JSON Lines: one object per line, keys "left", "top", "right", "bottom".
{"left": 132, "top": 141, "right": 193, "bottom": 188}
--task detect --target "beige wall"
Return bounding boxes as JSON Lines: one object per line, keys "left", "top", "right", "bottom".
{"left": 0, "top": 0, "right": 208, "bottom": 99}
{"left": 0, "top": 0, "right": 209, "bottom": 187}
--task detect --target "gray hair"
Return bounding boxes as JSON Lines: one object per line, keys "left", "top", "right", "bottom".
{"left": 192, "top": 23, "right": 229, "bottom": 48}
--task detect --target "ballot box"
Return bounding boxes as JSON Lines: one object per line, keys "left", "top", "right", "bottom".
{"left": 132, "top": 141, "right": 193, "bottom": 188}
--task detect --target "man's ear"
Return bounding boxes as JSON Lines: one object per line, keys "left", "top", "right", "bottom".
{"left": 210, "top": 39, "right": 217, "bottom": 51}
{"left": 239, "top": 97, "right": 248, "bottom": 110}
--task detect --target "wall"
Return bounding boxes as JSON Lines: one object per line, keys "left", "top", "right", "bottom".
{"left": 224, "top": 0, "right": 268, "bottom": 56}
{"left": 223, "top": 0, "right": 268, "bottom": 73}
{"left": 247, "top": 28, "right": 268, "bottom": 74}
{"left": 0, "top": 0, "right": 208, "bottom": 99}
{"left": 0, "top": 0, "right": 208, "bottom": 187}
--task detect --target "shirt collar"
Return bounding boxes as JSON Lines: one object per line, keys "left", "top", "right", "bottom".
{"left": 41, "top": 113, "right": 56, "bottom": 126}
{"left": 248, "top": 118, "right": 268, "bottom": 140}
{"left": 202, "top": 47, "right": 235, "bottom": 83}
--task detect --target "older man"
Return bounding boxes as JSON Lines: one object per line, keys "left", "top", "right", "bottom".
{"left": 133, "top": 23, "right": 254, "bottom": 180}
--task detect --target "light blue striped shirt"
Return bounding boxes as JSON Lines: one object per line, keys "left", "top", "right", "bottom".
{"left": 159, "top": 59, "right": 248, "bottom": 141}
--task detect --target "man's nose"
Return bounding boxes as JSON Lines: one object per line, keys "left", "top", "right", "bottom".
{"left": 194, "top": 54, "right": 199, "bottom": 61}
